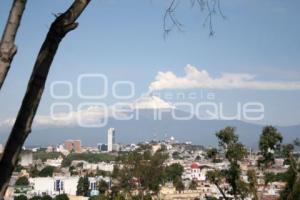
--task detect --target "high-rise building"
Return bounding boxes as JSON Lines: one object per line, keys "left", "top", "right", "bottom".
{"left": 64, "top": 140, "right": 81, "bottom": 152}
{"left": 107, "top": 128, "right": 115, "bottom": 152}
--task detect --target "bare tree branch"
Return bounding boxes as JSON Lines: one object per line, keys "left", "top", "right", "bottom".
{"left": 0, "top": 0, "right": 91, "bottom": 198}
{"left": 0, "top": 0, "right": 27, "bottom": 90}
{"left": 164, "top": 0, "right": 225, "bottom": 37}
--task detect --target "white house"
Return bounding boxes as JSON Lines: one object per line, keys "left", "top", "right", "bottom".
{"left": 82, "top": 162, "right": 114, "bottom": 172}
{"left": 182, "top": 162, "right": 206, "bottom": 181}
{"left": 29, "top": 176, "right": 111, "bottom": 197}
{"left": 29, "top": 176, "right": 79, "bottom": 196}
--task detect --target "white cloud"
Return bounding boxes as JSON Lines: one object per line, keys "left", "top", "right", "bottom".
{"left": 149, "top": 64, "right": 300, "bottom": 91}
{"left": 0, "top": 95, "right": 173, "bottom": 129}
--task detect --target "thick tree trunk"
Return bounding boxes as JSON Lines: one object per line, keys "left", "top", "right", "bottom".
{"left": 0, "top": 0, "right": 91, "bottom": 199}
{"left": 0, "top": 0, "right": 27, "bottom": 89}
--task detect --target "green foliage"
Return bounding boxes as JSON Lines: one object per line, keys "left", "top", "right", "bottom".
{"left": 89, "top": 194, "right": 108, "bottom": 200}
{"left": 210, "top": 127, "right": 249, "bottom": 199}
{"left": 98, "top": 180, "right": 109, "bottom": 194}
{"left": 14, "top": 195, "right": 28, "bottom": 200}
{"left": 173, "top": 176, "right": 184, "bottom": 193}
{"left": 30, "top": 166, "right": 40, "bottom": 178}
{"left": 76, "top": 176, "right": 90, "bottom": 196}
{"left": 62, "top": 153, "right": 115, "bottom": 167}
{"left": 30, "top": 196, "right": 42, "bottom": 200}
{"left": 206, "top": 148, "right": 218, "bottom": 162}
{"left": 280, "top": 166, "right": 299, "bottom": 199}
{"left": 54, "top": 194, "right": 69, "bottom": 200}
{"left": 116, "top": 146, "right": 168, "bottom": 194}
{"left": 259, "top": 126, "right": 283, "bottom": 168}
{"left": 41, "top": 195, "right": 52, "bottom": 200}
{"left": 225, "top": 142, "right": 247, "bottom": 162}
{"left": 265, "top": 172, "right": 289, "bottom": 184}
{"left": 38, "top": 166, "right": 55, "bottom": 177}
{"left": 33, "top": 151, "right": 63, "bottom": 162}
{"left": 15, "top": 176, "right": 29, "bottom": 186}
{"left": 247, "top": 170, "right": 258, "bottom": 200}
{"left": 164, "top": 163, "right": 184, "bottom": 181}
{"left": 189, "top": 180, "right": 197, "bottom": 190}
{"left": 215, "top": 126, "right": 238, "bottom": 148}
{"left": 206, "top": 170, "right": 225, "bottom": 185}
{"left": 14, "top": 165, "right": 24, "bottom": 172}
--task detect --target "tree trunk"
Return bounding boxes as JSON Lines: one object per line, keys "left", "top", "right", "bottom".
{"left": 0, "top": 0, "right": 27, "bottom": 89}
{"left": 0, "top": 0, "right": 91, "bottom": 198}
{"left": 215, "top": 182, "right": 228, "bottom": 200}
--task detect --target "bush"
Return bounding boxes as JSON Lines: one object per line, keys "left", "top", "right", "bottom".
{"left": 41, "top": 195, "right": 52, "bottom": 200}
{"left": 14, "top": 195, "right": 28, "bottom": 200}
{"left": 39, "top": 166, "right": 55, "bottom": 177}
{"left": 30, "top": 196, "right": 42, "bottom": 200}
{"left": 33, "top": 151, "right": 63, "bottom": 162}
{"left": 54, "top": 194, "right": 69, "bottom": 200}
{"left": 62, "top": 153, "right": 115, "bottom": 167}
{"left": 15, "top": 176, "right": 29, "bottom": 186}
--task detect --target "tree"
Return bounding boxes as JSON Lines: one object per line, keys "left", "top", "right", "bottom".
{"left": 206, "top": 148, "right": 218, "bottom": 162}
{"left": 216, "top": 127, "right": 238, "bottom": 149}
{"left": 173, "top": 176, "right": 184, "bottom": 193}
{"left": 279, "top": 138, "right": 300, "bottom": 199}
{"left": 77, "top": 176, "right": 90, "bottom": 196}
{"left": 257, "top": 126, "right": 283, "bottom": 200}
{"left": 54, "top": 194, "right": 69, "bottom": 200}
{"left": 98, "top": 180, "right": 109, "bottom": 194}
{"left": 247, "top": 170, "right": 258, "bottom": 200}
{"left": 116, "top": 146, "right": 168, "bottom": 195}
{"left": 258, "top": 126, "right": 283, "bottom": 168}
{"left": 189, "top": 180, "right": 197, "bottom": 190}
{"left": 14, "top": 195, "right": 27, "bottom": 200}
{"left": 0, "top": 0, "right": 27, "bottom": 89}
{"left": 207, "top": 127, "right": 248, "bottom": 199}
{"left": 38, "top": 166, "right": 55, "bottom": 177}
{"left": 164, "top": 163, "right": 184, "bottom": 181}
{"left": 206, "top": 170, "right": 227, "bottom": 200}
{"left": 41, "top": 195, "right": 52, "bottom": 200}
{"left": 0, "top": 1, "right": 91, "bottom": 198}
{"left": 15, "top": 176, "right": 29, "bottom": 186}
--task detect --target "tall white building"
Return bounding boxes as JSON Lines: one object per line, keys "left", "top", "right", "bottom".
{"left": 107, "top": 128, "right": 115, "bottom": 152}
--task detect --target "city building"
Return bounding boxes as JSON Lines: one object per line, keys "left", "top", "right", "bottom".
{"left": 29, "top": 176, "right": 110, "bottom": 197}
{"left": 107, "top": 128, "right": 115, "bottom": 152}
{"left": 97, "top": 143, "right": 108, "bottom": 152}
{"left": 182, "top": 162, "right": 206, "bottom": 181}
{"left": 30, "top": 176, "right": 79, "bottom": 196}
{"left": 64, "top": 140, "right": 81, "bottom": 153}
{"left": 19, "top": 151, "right": 33, "bottom": 167}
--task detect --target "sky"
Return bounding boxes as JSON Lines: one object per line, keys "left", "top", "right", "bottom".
{"left": 0, "top": 0, "right": 300, "bottom": 129}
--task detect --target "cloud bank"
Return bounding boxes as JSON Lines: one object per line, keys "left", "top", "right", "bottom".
{"left": 149, "top": 65, "right": 300, "bottom": 91}
{"left": 0, "top": 94, "right": 173, "bottom": 129}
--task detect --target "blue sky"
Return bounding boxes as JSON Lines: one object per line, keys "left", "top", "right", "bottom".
{"left": 0, "top": 0, "right": 300, "bottom": 126}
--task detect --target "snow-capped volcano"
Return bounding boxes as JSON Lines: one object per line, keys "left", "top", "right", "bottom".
{"left": 132, "top": 94, "right": 174, "bottom": 109}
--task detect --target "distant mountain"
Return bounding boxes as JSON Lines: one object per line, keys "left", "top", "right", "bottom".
{"left": 1, "top": 109, "right": 299, "bottom": 148}
{"left": 0, "top": 95, "right": 299, "bottom": 148}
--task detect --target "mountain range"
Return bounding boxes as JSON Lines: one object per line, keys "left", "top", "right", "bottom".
{"left": 0, "top": 95, "right": 299, "bottom": 148}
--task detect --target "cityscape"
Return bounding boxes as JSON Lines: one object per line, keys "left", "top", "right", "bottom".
{"left": 1, "top": 126, "right": 299, "bottom": 200}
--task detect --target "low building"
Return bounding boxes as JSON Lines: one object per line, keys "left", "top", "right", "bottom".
{"left": 64, "top": 140, "right": 81, "bottom": 153}
{"left": 182, "top": 162, "right": 206, "bottom": 181}
{"left": 19, "top": 151, "right": 33, "bottom": 167}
